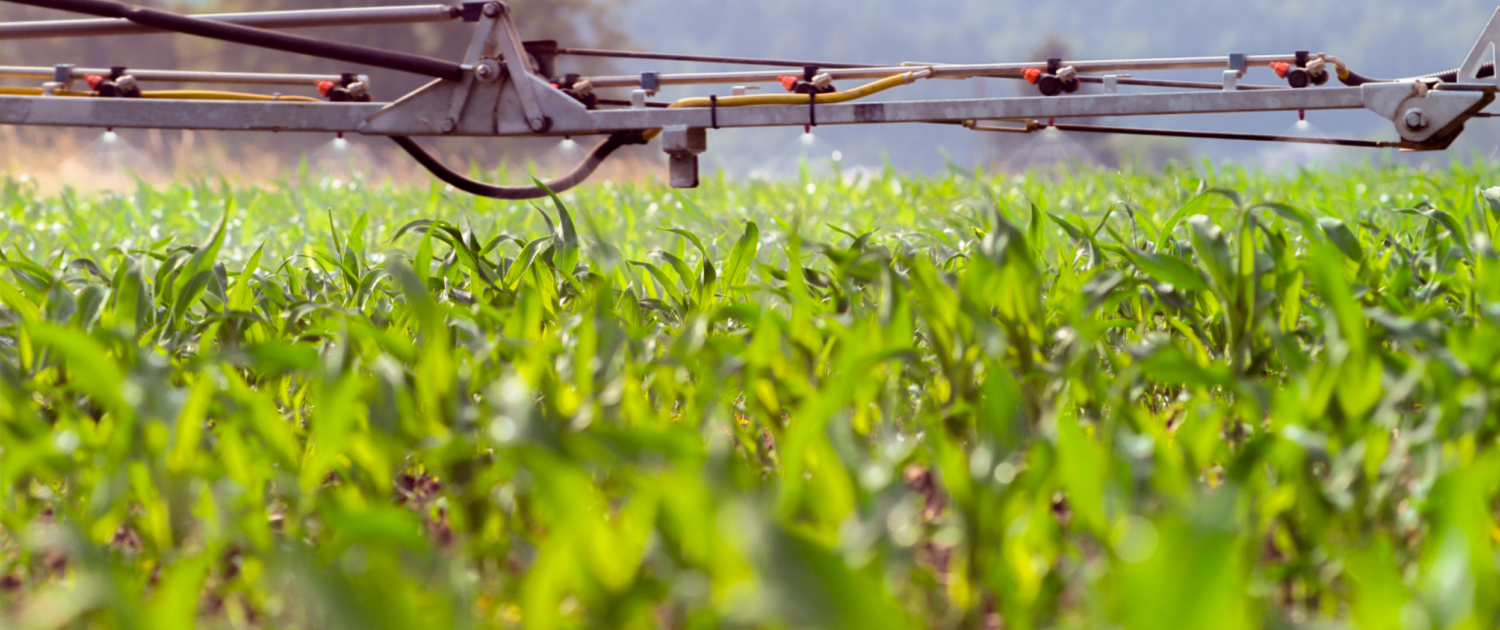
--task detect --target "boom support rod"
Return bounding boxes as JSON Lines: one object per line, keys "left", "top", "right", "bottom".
{"left": 584, "top": 56, "right": 1301, "bottom": 89}
{"left": 0, "top": 0, "right": 464, "bottom": 80}
{"left": 0, "top": 4, "right": 462, "bottom": 40}
{"left": 0, "top": 66, "right": 351, "bottom": 87}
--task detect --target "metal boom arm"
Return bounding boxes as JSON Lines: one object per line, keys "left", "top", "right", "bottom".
{"left": 1, "top": 0, "right": 1496, "bottom": 198}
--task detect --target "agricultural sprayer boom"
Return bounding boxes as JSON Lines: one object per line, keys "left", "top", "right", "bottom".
{"left": 2, "top": 0, "right": 1498, "bottom": 198}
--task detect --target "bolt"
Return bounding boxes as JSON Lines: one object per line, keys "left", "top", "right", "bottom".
{"left": 483, "top": 2, "right": 501, "bottom": 17}
{"left": 474, "top": 63, "right": 495, "bottom": 80}
{"left": 441, "top": 118, "right": 457, "bottom": 133}
{"left": 1405, "top": 108, "right": 1429, "bottom": 130}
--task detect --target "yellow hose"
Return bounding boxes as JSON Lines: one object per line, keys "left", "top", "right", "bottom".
{"left": 642, "top": 69, "right": 932, "bottom": 140}
{"left": 143, "top": 90, "right": 322, "bottom": 103}
{"left": 0, "top": 85, "right": 321, "bottom": 102}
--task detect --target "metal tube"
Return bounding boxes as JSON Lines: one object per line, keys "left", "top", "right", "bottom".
{"left": 0, "top": 4, "right": 460, "bottom": 39}
{"left": 1045, "top": 122, "right": 1399, "bottom": 148}
{"left": 574, "top": 88, "right": 1369, "bottom": 134}
{"left": 0, "top": 95, "right": 382, "bottom": 132}
{"left": 1074, "top": 76, "right": 1281, "bottom": 91}
{"left": 0, "top": 65, "right": 346, "bottom": 86}
{"left": 549, "top": 47, "right": 881, "bottom": 69}
{"left": 981, "top": 73, "right": 1284, "bottom": 92}
{"left": 0, "top": 0, "right": 465, "bottom": 81}
{"left": 585, "top": 55, "right": 1299, "bottom": 89}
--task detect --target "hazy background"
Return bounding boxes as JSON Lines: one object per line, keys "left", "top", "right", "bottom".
{"left": 3, "top": 0, "right": 1499, "bottom": 185}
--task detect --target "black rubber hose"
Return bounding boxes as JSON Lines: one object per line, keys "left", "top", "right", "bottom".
{"left": 0, "top": 0, "right": 464, "bottom": 81}
{"left": 391, "top": 131, "right": 648, "bottom": 200}
{"left": 1049, "top": 122, "right": 1399, "bottom": 148}
{"left": 1420, "top": 62, "right": 1496, "bottom": 83}
{"left": 1340, "top": 62, "right": 1495, "bottom": 86}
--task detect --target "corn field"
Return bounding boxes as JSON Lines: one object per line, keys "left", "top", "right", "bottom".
{"left": 4, "top": 160, "right": 1500, "bottom": 629}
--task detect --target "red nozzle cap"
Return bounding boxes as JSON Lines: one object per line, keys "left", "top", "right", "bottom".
{"left": 1269, "top": 62, "right": 1291, "bottom": 79}
{"left": 778, "top": 75, "right": 799, "bottom": 92}
{"left": 316, "top": 80, "right": 336, "bottom": 97}
{"left": 1024, "top": 68, "right": 1043, "bottom": 85}
{"left": 85, "top": 75, "right": 105, "bottom": 90}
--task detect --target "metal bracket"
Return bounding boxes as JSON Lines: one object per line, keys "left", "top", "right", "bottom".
{"left": 1459, "top": 6, "right": 1500, "bottom": 84}
{"left": 1361, "top": 82, "right": 1420, "bottom": 121}
{"left": 441, "top": 6, "right": 505, "bottom": 134}
{"left": 1364, "top": 81, "right": 1491, "bottom": 147}
{"left": 1394, "top": 90, "right": 1491, "bottom": 146}
{"left": 1227, "top": 53, "right": 1247, "bottom": 77}
{"left": 52, "top": 64, "right": 74, "bottom": 90}
{"left": 661, "top": 125, "right": 706, "bottom": 188}
{"left": 490, "top": 2, "right": 550, "bottom": 132}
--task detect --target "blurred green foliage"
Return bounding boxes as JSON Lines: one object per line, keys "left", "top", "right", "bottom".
{"left": 4, "top": 159, "right": 1500, "bottom": 628}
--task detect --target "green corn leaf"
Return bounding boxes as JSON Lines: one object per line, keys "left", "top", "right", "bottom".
{"left": 1317, "top": 218, "right": 1365, "bottom": 263}
{"left": 631, "top": 260, "right": 688, "bottom": 311}
{"left": 723, "top": 221, "right": 761, "bottom": 291}
{"left": 27, "top": 321, "right": 126, "bottom": 414}
{"left": 659, "top": 227, "right": 708, "bottom": 259}
{"left": 504, "top": 237, "right": 549, "bottom": 291}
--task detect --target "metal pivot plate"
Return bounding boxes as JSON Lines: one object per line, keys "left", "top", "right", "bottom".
{"left": 1460, "top": 6, "right": 1500, "bottom": 84}
{"left": 1360, "top": 82, "right": 1420, "bottom": 121}
{"left": 1393, "top": 90, "right": 1492, "bottom": 146}
{"left": 1361, "top": 81, "right": 1489, "bottom": 148}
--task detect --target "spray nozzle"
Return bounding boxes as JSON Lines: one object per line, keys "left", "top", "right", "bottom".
{"left": 114, "top": 75, "right": 139, "bottom": 94}
{"left": 1276, "top": 51, "right": 1327, "bottom": 89}
{"left": 86, "top": 73, "right": 141, "bottom": 98}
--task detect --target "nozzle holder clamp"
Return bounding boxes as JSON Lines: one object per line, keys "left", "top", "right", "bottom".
{"left": 52, "top": 64, "right": 74, "bottom": 88}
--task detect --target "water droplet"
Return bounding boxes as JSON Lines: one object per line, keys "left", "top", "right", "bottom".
{"left": 489, "top": 416, "right": 518, "bottom": 443}
{"left": 53, "top": 429, "right": 80, "bottom": 455}
{"left": 1112, "top": 516, "right": 1159, "bottom": 563}
{"left": 994, "top": 462, "right": 1017, "bottom": 484}
{"left": 831, "top": 150, "right": 842, "bottom": 162}
{"left": 800, "top": 132, "right": 816, "bottom": 146}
